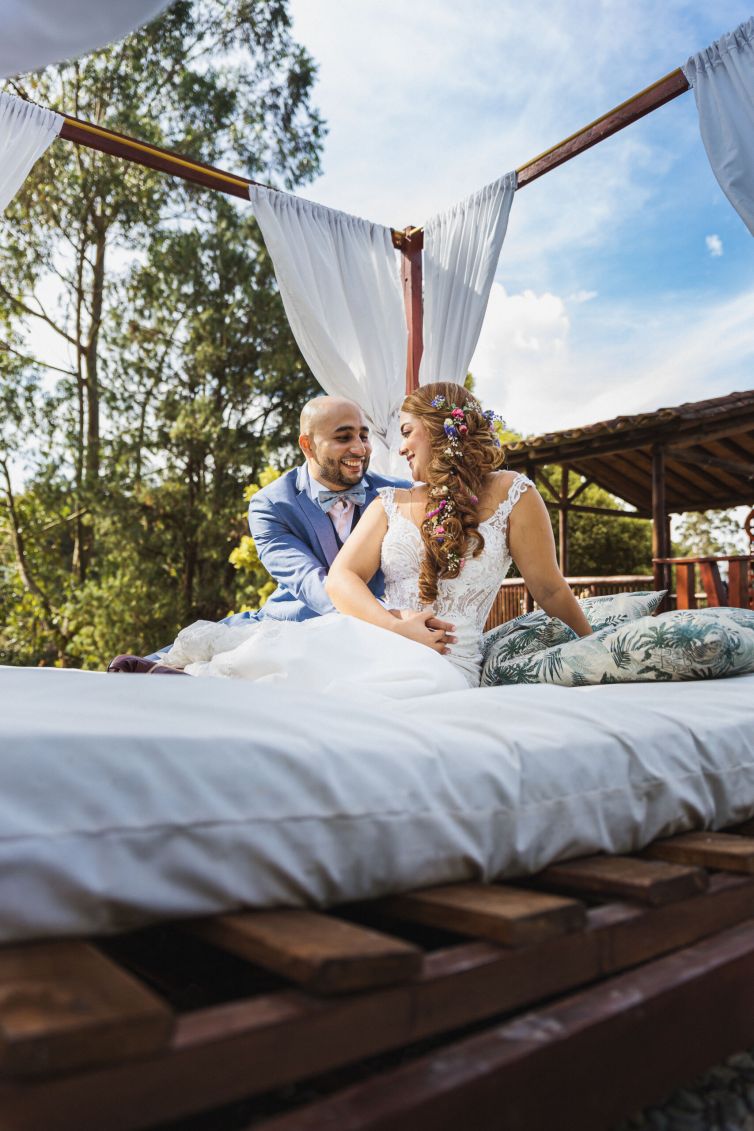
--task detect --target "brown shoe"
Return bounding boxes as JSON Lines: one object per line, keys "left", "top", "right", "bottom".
{"left": 107, "top": 654, "right": 158, "bottom": 673}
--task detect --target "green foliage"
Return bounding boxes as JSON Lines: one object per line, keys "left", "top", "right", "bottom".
{"left": 229, "top": 465, "right": 287, "bottom": 609}
{"left": 673, "top": 509, "right": 748, "bottom": 557}
{"left": 0, "top": 1, "right": 323, "bottom": 667}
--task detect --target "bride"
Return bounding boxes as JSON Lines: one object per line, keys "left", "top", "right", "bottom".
{"left": 165, "top": 382, "right": 592, "bottom": 697}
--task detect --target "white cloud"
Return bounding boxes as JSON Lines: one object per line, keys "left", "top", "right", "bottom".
{"left": 470, "top": 282, "right": 754, "bottom": 436}
{"left": 569, "top": 290, "right": 598, "bottom": 304}
{"left": 706, "top": 233, "right": 724, "bottom": 257}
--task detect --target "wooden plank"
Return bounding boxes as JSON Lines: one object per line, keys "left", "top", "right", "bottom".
{"left": 516, "top": 69, "right": 689, "bottom": 188}
{"left": 257, "top": 917, "right": 754, "bottom": 1131}
{"left": 378, "top": 883, "right": 586, "bottom": 945}
{"left": 728, "top": 557, "right": 752, "bottom": 608}
{"left": 0, "top": 941, "right": 172, "bottom": 1078}
{"left": 675, "top": 561, "right": 697, "bottom": 610}
{"left": 699, "top": 560, "right": 727, "bottom": 606}
{"left": 645, "top": 831, "right": 754, "bottom": 873}
{"left": 399, "top": 229, "right": 423, "bottom": 394}
{"left": 185, "top": 910, "right": 421, "bottom": 995}
{"left": 2, "top": 875, "right": 753, "bottom": 1129}
{"left": 536, "top": 853, "right": 707, "bottom": 906}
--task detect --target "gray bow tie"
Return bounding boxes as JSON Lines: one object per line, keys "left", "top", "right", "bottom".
{"left": 317, "top": 486, "right": 366, "bottom": 513}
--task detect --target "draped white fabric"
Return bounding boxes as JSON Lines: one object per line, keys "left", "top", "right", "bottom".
{"left": 250, "top": 186, "right": 408, "bottom": 474}
{"left": 419, "top": 172, "right": 516, "bottom": 386}
{"left": 682, "top": 18, "right": 754, "bottom": 236}
{"left": 0, "top": 94, "right": 63, "bottom": 213}
{"left": 0, "top": 0, "right": 173, "bottom": 79}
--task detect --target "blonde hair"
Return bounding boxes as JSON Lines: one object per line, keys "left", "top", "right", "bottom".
{"left": 401, "top": 381, "right": 505, "bottom": 605}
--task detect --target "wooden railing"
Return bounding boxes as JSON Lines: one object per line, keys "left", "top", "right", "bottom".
{"left": 485, "top": 575, "right": 655, "bottom": 630}
{"left": 653, "top": 555, "right": 754, "bottom": 612}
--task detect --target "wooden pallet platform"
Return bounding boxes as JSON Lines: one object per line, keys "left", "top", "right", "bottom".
{"left": 2, "top": 831, "right": 754, "bottom": 1130}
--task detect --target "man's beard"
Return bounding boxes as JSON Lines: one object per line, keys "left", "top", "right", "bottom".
{"left": 315, "top": 453, "right": 370, "bottom": 489}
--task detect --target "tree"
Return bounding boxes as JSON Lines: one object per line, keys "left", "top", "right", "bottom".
{"left": 673, "top": 509, "right": 748, "bottom": 557}
{"left": 0, "top": 1, "right": 323, "bottom": 665}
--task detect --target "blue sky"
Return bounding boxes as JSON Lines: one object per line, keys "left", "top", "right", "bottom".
{"left": 288, "top": 1, "right": 754, "bottom": 436}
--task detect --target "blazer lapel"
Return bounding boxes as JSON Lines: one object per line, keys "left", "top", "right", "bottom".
{"left": 295, "top": 464, "right": 340, "bottom": 565}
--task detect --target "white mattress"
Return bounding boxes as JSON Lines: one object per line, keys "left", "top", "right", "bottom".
{"left": 2, "top": 666, "right": 754, "bottom": 942}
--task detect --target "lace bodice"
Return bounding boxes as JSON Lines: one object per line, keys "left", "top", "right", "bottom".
{"left": 378, "top": 475, "right": 533, "bottom": 686}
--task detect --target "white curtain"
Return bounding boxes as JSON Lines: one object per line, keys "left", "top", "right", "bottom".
{"left": 0, "top": 93, "right": 63, "bottom": 213}
{"left": 250, "top": 186, "right": 408, "bottom": 474}
{"left": 682, "top": 18, "right": 754, "bottom": 236}
{"left": 0, "top": 0, "right": 174, "bottom": 79}
{"left": 419, "top": 171, "right": 516, "bottom": 386}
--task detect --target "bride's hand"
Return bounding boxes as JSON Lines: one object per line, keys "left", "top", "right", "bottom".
{"left": 391, "top": 609, "right": 456, "bottom": 654}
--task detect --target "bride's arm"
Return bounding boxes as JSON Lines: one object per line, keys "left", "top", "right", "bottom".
{"left": 326, "top": 499, "right": 455, "bottom": 654}
{"left": 508, "top": 487, "right": 592, "bottom": 637}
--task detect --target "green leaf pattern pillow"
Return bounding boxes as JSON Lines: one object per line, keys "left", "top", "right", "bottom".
{"left": 481, "top": 609, "right": 577, "bottom": 665}
{"left": 480, "top": 590, "right": 666, "bottom": 684}
{"left": 483, "top": 607, "right": 754, "bottom": 688}
{"left": 579, "top": 590, "right": 666, "bottom": 632}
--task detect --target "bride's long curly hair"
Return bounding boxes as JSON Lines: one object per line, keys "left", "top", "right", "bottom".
{"left": 402, "top": 381, "right": 506, "bottom": 606}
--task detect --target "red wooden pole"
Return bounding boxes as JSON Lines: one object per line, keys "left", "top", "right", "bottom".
{"left": 399, "top": 228, "right": 423, "bottom": 395}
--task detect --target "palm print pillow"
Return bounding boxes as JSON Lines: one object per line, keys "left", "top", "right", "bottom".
{"left": 481, "top": 590, "right": 666, "bottom": 680}
{"left": 482, "top": 607, "right": 754, "bottom": 688}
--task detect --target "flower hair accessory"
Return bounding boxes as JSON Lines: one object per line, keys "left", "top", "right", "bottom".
{"left": 429, "top": 394, "right": 505, "bottom": 452}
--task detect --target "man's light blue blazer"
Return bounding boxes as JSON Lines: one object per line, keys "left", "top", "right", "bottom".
{"left": 224, "top": 463, "right": 410, "bottom": 626}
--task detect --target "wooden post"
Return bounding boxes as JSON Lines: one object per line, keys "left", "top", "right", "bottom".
{"left": 523, "top": 462, "right": 537, "bottom": 612}
{"left": 559, "top": 464, "right": 569, "bottom": 577}
{"left": 652, "top": 444, "right": 668, "bottom": 596}
{"left": 399, "top": 228, "right": 423, "bottom": 395}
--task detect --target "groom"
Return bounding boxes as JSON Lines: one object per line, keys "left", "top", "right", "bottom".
{"left": 229, "top": 395, "right": 408, "bottom": 624}
{"left": 110, "top": 396, "right": 408, "bottom": 670}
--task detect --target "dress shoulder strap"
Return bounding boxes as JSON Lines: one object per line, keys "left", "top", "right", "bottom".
{"left": 493, "top": 473, "right": 534, "bottom": 526}
{"left": 376, "top": 485, "right": 397, "bottom": 521}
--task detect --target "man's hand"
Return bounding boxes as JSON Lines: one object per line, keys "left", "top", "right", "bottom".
{"left": 389, "top": 609, "right": 457, "bottom": 653}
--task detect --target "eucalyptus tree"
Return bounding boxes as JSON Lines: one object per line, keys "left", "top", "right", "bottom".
{"left": 0, "top": 0, "right": 323, "bottom": 663}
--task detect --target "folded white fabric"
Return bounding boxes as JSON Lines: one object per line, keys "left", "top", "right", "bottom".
{"left": 1, "top": 664, "right": 754, "bottom": 942}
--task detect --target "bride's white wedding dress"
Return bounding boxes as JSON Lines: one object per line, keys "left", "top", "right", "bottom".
{"left": 166, "top": 474, "right": 533, "bottom": 698}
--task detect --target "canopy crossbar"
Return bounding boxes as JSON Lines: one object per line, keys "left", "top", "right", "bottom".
{"left": 52, "top": 65, "right": 690, "bottom": 250}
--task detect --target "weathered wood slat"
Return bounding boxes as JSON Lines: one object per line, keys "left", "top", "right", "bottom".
{"left": 3, "top": 875, "right": 753, "bottom": 1128}
{"left": 0, "top": 941, "right": 172, "bottom": 1078}
{"left": 645, "top": 831, "right": 754, "bottom": 873}
{"left": 185, "top": 910, "right": 421, "bottom": 994}
{"left": 257, "top": 917, "right": 754, "bottom": 1131}
{"left": 378, "top": 883, "right": 586, "bottom": 945}
{"left": 536, "top": 853, "right": 707, "bottom": 905}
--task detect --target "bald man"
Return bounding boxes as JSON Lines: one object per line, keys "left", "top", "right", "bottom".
{"left": 231, "top": 396, "right": 408, "bottom": 623}
{"left": 113, "top": 397, "right": 406, "bottom": 668}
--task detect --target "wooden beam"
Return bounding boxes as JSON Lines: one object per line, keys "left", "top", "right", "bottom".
{"left": 515, "top": 69, "right": 690, "bottom": 188}
{"left": 400, "top": 228, "right": 423, "bottom": 394}
{"left": 645, "top": 832, "right": 754, "bottom": 873}
{"left": 379, "top": 884, "right": 586, "bottom": 946}
{"left": 544, "top": 502, "right": 650, "bottom": 519}
{"left": 669, "top": 446, "right": 754, "bottom": 482}
{"left": 536, "top": 855, "right": 708, "bottom": 907}
{"left": 185, "top": 910, "right": 421, "bottom": 995}
{"left": 652, "top": 443, "right": 668, "bottom": 594}
{"left": 0, "top": 941, "right": 172, "bottom": 1078}
{"left": 60, "top": 116, "right": 256, "bottom": 200}
{"left": 265, "top": 918, "right": 754, "bottom": 1131}
{"left": 559, "top": 464, "right": 569, "bottom": 575}
{"left": 3, "top": 875, "right": 754, "bottom": 1127}
{"left": 566, "top": 476, "right": 594, "bottom": 505}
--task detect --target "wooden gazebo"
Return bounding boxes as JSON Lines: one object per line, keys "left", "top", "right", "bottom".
{"left": 504, "top": 389, "right": 754, "bottom": 591}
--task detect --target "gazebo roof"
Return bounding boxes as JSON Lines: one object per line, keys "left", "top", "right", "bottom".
{"left": 505, "top": 390, "right": 754, "bottom": 514}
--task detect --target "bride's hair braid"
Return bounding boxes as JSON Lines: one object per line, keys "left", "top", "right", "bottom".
{"left": 401, "top": 381, "right": 505, "bottom": 606}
